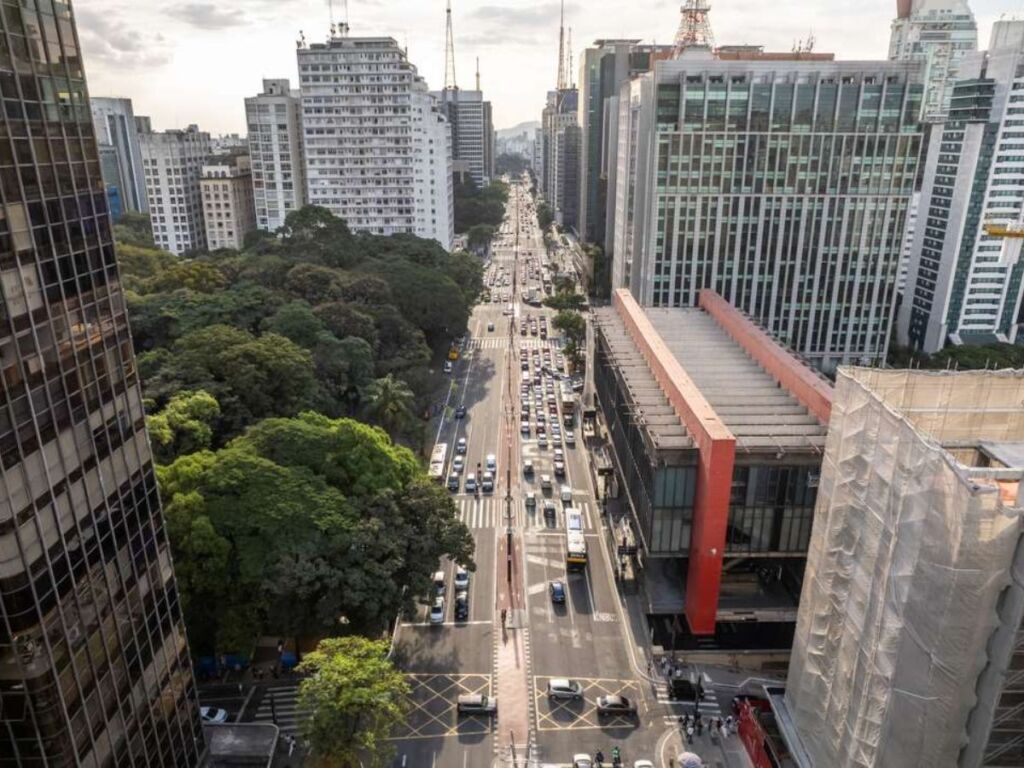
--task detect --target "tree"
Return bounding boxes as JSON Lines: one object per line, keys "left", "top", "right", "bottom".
{"left": 362, "top": 374, "right": 417, "bottom": 440}
{"left": 453, "top": 178, "right": 508, "bottom": 233}
{"left": 145, "top": 260, "right": 227, "bottom": 294}
{"left": 314, "top": 302, "right": 380, "bottom": 348}
{"left": 147, "top": 390, "right": 221, "bottom": 463}
{"left": 544, "top": 291, "right": 586, "bottom": 312}
{"left": 554, "top": 310, "right": 586, "bottom": 371}
{"left": 496, "top": 152, "right": 529, "bottom": 175}
{"left": 537, "top": 202, "right": 554, "bottom": 231}
{"left": 262, "top": 301, "right": 327, "bottom": 349}
{"left": 113, "top": 211, "right": 155, "bottom": 247}
{"left": 297, "top": 637, "right": 410, "bottom": 768}
{"left": 466, "top": 224, "right": 496, "bottom": 253}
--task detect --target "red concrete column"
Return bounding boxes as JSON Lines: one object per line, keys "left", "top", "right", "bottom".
{"left": 612, "top": 289, "right": 735, "bottom": 635}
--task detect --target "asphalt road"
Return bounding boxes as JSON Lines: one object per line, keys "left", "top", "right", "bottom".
{"left": 389, "top": 180, "right": 674, "bottom": 768}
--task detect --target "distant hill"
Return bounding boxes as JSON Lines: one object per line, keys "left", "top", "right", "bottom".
{"left": 497, "top": 121, "right": 540, "bottom": 139}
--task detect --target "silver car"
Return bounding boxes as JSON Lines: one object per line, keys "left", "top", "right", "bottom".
{"left": 546, "top": 678, "right": 584, "bottom": 700}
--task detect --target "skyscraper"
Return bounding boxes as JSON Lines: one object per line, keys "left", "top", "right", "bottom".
{"left": 139, "top": 123, "right": 211, "bottom": 255}
{"left": 298, "top": 32, "right": 453, "bottom": 250}
{"left": 201, "top": 152, "right": 257, "bottom": 250}
{"left": 609, "top": 39, "right": 925, "bottom": 372}
{"left": 90, "top": 98, "right": 148, "bottom": 218}
{"left": 889, "top": 0, "right": 978, "bottom": 122}
{"left": 432, "top": 89, "right": 495, "bottom": 188}
{"left": 898, "top": 21, "right": 1024, "bottom": 353}
{"left": 0, "top": 1, "right": 204, "bottom": 765}
{"left": 245, "top": 79, "right": 307, "bottom": 233}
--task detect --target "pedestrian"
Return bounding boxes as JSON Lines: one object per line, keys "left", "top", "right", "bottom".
{"left": 646, "top": 659, "right": 652, "bottom": 676}
{"left": 716, "top": 717, "right": 723, "bottom": 733}
{"left": 686, "top": 725, "right": 694, "bottom": 745}
{"left": 696, "top": 716, "right": 703, "bottom": 736}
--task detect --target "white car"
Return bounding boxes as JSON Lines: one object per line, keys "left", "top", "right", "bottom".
{"left": 486, "top": 453, "right": 497, "bottom": 471}
{"left": 454, "top": 566, "right": 470, "bottom": 591}
{"left": 572, "top": 756, "right": 592, "bottom": 768}
{"left": 429, "top": 597, "right": 445, "bottom": 624}
{"left": 547, "top": 678, "right": 584, "bottom": 700}
{"left": 633, "top": 762, "right": 655, "bottom": 768}
{"left": 561, "top": 485, "right": 573, "bottom": 503}
{"left": 452, "top": 455, "right": 465, "bottom": 473}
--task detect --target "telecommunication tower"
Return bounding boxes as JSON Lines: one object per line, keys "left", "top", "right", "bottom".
{"left": 444, "top": 0, "right": 458, "bottom": 90}
{"left": 673, "top": 0, "right": 715, "bottom": 56}
{"left": 556, "top": 0, "right": 567, "bottom": 89}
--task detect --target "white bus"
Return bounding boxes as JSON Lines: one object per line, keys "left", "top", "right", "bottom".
{"left": 428, "top": 443, "right": 448, "bottom": 483}
{"left": 565, "top": 508, "right": 587, "bottom": 571}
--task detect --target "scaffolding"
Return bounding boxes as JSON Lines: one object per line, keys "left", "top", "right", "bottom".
{"left": 787, "top": 369, "right": 1024, "bottom": 768}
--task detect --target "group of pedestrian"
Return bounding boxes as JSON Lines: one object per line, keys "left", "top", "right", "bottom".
{"left": 678, "top": 713, "right": 735, "bottom": 744}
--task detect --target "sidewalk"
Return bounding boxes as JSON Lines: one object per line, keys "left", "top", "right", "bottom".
{"left": 495, "top": 526, "right": 532, "bottom": 762}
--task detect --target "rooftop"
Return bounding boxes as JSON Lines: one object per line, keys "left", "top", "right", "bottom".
{"left": 594, "top": 290, "right": 830, "bottom": 457}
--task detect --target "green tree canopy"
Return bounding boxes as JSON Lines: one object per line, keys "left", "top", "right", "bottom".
{"left": 544, "top": 291, "right": 586, "bottom": 312}
{"left": 297, "top": 637, "right": 410, "bottom": 768}
{"left": 147, "top": 390, "right": 221, "bottom": 463}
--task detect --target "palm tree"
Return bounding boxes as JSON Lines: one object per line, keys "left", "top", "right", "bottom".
{"left": 362, "top": 374, "right": 416, "bottom": 439}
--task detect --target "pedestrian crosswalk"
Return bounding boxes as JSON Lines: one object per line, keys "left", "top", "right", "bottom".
{"left": 253, "top": 682, "right": 304, "bottom": 734}
{"left": 464, "top": 337, "right": 560, "bottom": 351}
{"left": 453, "top": 497, "right": 598, "bottom": 531}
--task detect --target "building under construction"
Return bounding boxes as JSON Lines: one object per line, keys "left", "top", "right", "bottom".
{"left": 785, "top": 368, "right": 1024, "bottom": 768}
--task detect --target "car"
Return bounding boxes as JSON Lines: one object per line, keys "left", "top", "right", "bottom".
{"left": 454, "top": 565, "right": 470, "bottom": 590}
{"left": 429, "top": 597, "right": 445, "bottom": 624}
{"left": 523, "top": 459, "right": 534, "bottom": 476}
{"left": 457, "top": 694, "right": 497, "bottom": 715}
{"left": 454, "top": 595, "right": 469, "bottom": 621}
{"left": 521, "top": 360, "right": 530, "bottom": 371}
{"left": 481, "top": 471, "right": 494, "bottom": 492}
{"left": 521, "top": 422, "right": 530, "bottom": 436}
{"left": 547, "top": 678, "right": 584, "bottom": 700}
{"left": 200, "top": 707, "right": 229, "bottom": 724}
{"left": 540, "top": 474, "right": 552, "bottom": 491}
{"left": 537, "top": 412, "right": 546, "bottom": 424}
{"left": 505, "top": 304, "right": 514, "bottom": 315}
{"left": 443, "top": 360, "right": 453, "bottom": 373}
{"left": 561, "top": 485, "right": 573, "bottom": 502}
{"left": 549, "top": 580, "right": 566, "bottom": 603}
{"left": 565, "top": 431, "right": 576, "bottom": 447}
{"left": 596, "top": 694, "right": 637, "bottom": 717}
{"left": 488, "top": 322, "right": 495, "bottom": 331}
{"left": 554, "top": 461, "right": 565, "bottom": 477}
{"left": 486, "top": 454, "right": 497, "bottom": 471}
{"left": 465, "top": 473, "right": 477, "bottom": 492}
{"left": 452, "top": 455, "right": 465, "bottom": 473}
{"left": 538, "top": 434, "right": 548, "bottom": 449}
{"left": 455, "top": 405, "right": 466, "bottom": 419}
{"left": 447, "top": 473, "right": 460, "bottom": 491}
{"left": 633, "top": 762, "right": 655, "bottom": 768}
{"left": 456, "top": 437, "right": 467, "bottom": 454}
{"left": 572, "top": 756, "right": 592, "bottom": 768}
{"left": 543, "top": 499, "right": 557, "bottom": 519}
{"left": 433, "top": 571, "right": 446, "bottom": 594}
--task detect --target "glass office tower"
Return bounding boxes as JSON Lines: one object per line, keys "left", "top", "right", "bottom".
{"left": 0, "top": 2, "right": 203, "bottom": 766}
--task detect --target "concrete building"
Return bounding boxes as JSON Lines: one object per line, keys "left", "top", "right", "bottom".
{"left": 578, "top": 41, "right": 673, "bottom": 252}
{"left": 139, "top": 123, "right": 211, "bottom": 254}
{"left": 245, "top": 79, "right": 307, "bottom": 233}
{"left": 592, "top": 289, "right": 832, "bottom": 651}
{"left": 201, "top": 153, "right": 257, "bottom": 250}
{"left": 610, "top": 49, "right": 925, "bottom": 372}
{"left": 541, "top": 88, "right": 581, "bottom": 231}
{"left": 898, "top": 20, "right": 1024, "bottom": 353}
{"left": 786, "top": 368, "right": 1024, "bottom": 768}
{"left": 433, "top": 89, "right": 495, "bottom": 187}
{"left": 90, "top": 97, "right": 148, "bottom": 217}
{"left": 0, "top": 1, "right": 204, "bottom": 764}
{"left": 298, "top": 33, "right": 453, "bottom": 250}
{"left": 211, "top": 133, "right": 248, "bottom": 154}
{"left": 889, "top": 0, "right": 978, "bottom": 122}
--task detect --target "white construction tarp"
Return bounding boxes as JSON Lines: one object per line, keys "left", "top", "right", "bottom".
{"left": 786, "top": 368, "right": 1024, "bottom": 768}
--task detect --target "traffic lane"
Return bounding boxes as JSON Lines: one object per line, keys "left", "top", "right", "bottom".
{"left": 389, "top": 735, "right": 494, "bottom": 768}
{"left": 392, "top": 619, "right": 493, "bottom": 675}
{"left": 469, "top": 531, "right": 495, "bottom": 620}
{"left": 196, "top": 682, "right": 249, "bottom": 723}
{"left": 535, "top": 723, "right": 661, "bottom": 768}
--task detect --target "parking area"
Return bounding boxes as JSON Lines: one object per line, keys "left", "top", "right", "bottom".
{"left": 390, "top": 673, "right": 495, "bottom": 740}
{"left": 533, "top": 676, "right": 643, "bottom": 732}
{"left": 196, "top": 681, "right": 251, "bottom": 724}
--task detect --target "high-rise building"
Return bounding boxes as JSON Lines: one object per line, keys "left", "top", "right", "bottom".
{"left": 139, "top": 123, "right": 211, "bottom": 255}
{"left": 245, "top": 79, "right": 307, "bottom": 233}
{"left": 298, "top": 33, "right": 453, "bottom": 250}
{"left": 201, "top": 153, "right": 257, "bottom": 250}
{"left": 541, "top": 88, "right": 580, "bottom": 231}
{"left": 0, "top": 1, "right": 204, "bottom": 765}
{"left": 889, "top": 0, "right": 978, "bottom": 122}
{"left": 90, "top": 97, "right": 149, "bottom": 218}
{"left": 609, "top": 43, "right": 925, "bottom": 372}
{"left": 786, "top": 368, "right": 1024, "bottom": 768}
{"left": 898, "top": 21, "right": 1024, "bottom": 353}
{"left": 432, "top": 89, "right": 495, "bottom": 188}
{"left": 578, "top": 41, "right": 673, "bottom": 250}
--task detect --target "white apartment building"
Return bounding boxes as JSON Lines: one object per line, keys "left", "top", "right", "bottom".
{"left": 889, "top": 0, "right": 978, "bottom": 122}
{"left": 245, "top": 79, "right": 306, "bottom": 232}
{"left": 298, "top": 34, "right": 453, "bottom": 249}
{"left": 899, "top": 20, "right": 1024, "bottom": 353}
{"left": 201, "top": 153, "right": 257, "bottom": 250}
{"left": 139, "top": 122, "right": 211, "bottom": 255}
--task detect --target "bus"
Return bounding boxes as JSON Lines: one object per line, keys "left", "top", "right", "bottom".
{"left": 428, "top": 443, "right": 448, "bottom": 483}
{"left": 565, "top": 508, "right": 587, "bottom": 571}
{"left": 561, "top": 392, "right": 576, "bottom": 427}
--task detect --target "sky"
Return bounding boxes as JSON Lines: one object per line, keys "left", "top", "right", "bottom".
{"left": 77, "top": 0, "right": 1015, "bottom": 135}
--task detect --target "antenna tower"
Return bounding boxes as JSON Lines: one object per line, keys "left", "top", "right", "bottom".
{"left": 444, "top": 0, "right": 458, "bottom": 90}
{"left": 476, "top": 57, "right": 481, "bottom": 91}
{"left": 673, "top": 0, "right": 715, "bottom": 57}
{"left": 556, "top": 0, "right": 567, "bottom": 90}
{"left": 567, "top": 27, "right": 574, "bottom": 88}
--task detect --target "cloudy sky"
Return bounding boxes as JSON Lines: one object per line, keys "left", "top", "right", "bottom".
{"left": 77, "top": 0, "right": 1011, "bottom": 134}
